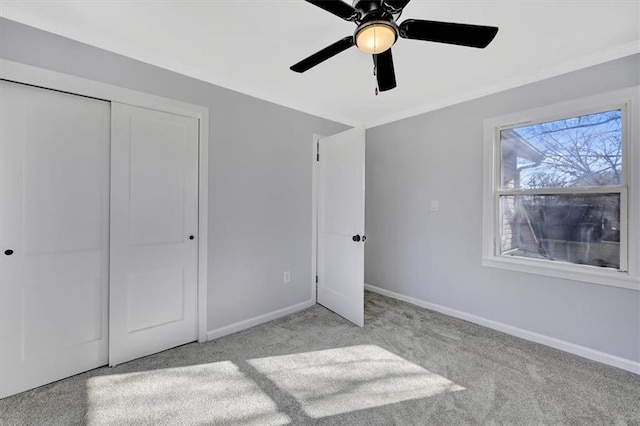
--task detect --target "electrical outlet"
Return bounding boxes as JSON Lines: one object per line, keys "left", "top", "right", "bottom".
{"left": 283, "top": 271, "right": 291, "bottom": 283}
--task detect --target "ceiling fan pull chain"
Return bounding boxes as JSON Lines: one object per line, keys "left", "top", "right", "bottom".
{"left": 373, "top": 52, "right": 377, "bottom": 76}
{"left": 374, "top": 55, "right": 379, "bottom": 95}
{"left": 373, "top": 55, "right": 378, "bottom": 96}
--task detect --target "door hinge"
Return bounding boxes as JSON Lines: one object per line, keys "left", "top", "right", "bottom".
{"left": 316, "top": 142, "right": 320, "bottom": 162}
{"left": 315, "top": 274, "right": 318, "bottom": 283}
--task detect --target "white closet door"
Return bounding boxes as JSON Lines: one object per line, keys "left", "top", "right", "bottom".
{"left": 109, "top": 103, "right": 199, "bottom": 366}
{"left": 317, "top": 127, "right": 366, "bottom": 327}
{"left": 0, "top": 81, "right": 110, "bottom": 398}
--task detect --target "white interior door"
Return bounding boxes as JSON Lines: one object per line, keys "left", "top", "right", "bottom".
{"left": 109, "top": 102, "right": 199, "bottom": 366}
{"left": 317, "top": 127, "right": 366, "bottom": 327}
{"left": 0, "top": 81, "right": 110, "bottom": 398}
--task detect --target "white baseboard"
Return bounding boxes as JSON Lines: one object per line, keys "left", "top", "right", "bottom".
{"left": 365, "top": 284, "right": 640, "bottom": 375}
{"left": 206, "top": 299, "right": 315, "bottom": 341}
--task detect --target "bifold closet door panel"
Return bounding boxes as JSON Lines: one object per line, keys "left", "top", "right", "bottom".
{"left": 0, "top": 81, "right": 110, "bottom": 398}
{"left": 109, "top": 102, "right": 198, "bottom": 366}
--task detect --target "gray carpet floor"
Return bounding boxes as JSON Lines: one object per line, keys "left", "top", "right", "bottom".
{"left": 1, "top": 291, "right": 639, "bottom": 425}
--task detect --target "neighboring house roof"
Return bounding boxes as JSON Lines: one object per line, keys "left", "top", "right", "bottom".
{"left": 501, "top": 129, "right": 545, "bottom": 164}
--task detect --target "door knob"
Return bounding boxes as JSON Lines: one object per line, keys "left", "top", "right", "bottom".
{"left": 362, "top": 235, "right": 367, "bottom": 242}
{"left": 189, "top": 235, "right": 195, "bottom": 240}
{"left": 4, "top": 249, "right": 14, "bottom": 256}
{"left": 352, "top": 235, "right": 361, "bottom": 242}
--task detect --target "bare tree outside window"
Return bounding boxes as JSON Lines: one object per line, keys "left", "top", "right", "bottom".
{"left": 499, "top": 109, "right": 623, "bottom": 269}
{"left": 511, "top": 110, "right": 622, "bottom": 189}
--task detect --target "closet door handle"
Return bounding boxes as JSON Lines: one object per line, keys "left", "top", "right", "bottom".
{"left": 4, "top": 249, "right": 14, "bottom": 256}
{"left": 352, "top": 235, "right": 361, "bottom": 242}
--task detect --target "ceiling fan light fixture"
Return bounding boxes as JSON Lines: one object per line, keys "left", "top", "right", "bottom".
{"left": 355, "top": 22, "right": 397, "bottom": 54}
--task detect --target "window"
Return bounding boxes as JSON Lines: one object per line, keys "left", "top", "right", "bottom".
{"left": 483, "top": 88, "right": 639, "bottom": 290}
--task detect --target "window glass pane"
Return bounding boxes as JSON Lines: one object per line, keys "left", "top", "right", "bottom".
{"left": 500, "top": 109, "right": 622, "bottom": 190}
{"left": 499, "top": 194, "right": 620, "bottom": 269}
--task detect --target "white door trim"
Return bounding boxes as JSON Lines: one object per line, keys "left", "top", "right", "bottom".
{"left": 0, "top": 59, "right": 210, "bottom": 343}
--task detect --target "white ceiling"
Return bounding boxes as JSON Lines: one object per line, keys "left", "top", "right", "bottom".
{"left": 2, "top": 1, "right": 639, "bottom": 127}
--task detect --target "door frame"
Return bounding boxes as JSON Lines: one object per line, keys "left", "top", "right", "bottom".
{"left": 0, "top": 59, "right": 210, "bottom": 343}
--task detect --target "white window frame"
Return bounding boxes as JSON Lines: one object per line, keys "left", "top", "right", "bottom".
{"left": 482, "top": 86, "right": 639, "bottom": 291}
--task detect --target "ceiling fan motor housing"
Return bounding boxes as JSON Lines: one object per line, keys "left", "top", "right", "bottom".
{"left": 352, "top": 0, "right": 397, "bottom": 22}
{"left": 353, "top": 0, "right": 382, "bottom": 17}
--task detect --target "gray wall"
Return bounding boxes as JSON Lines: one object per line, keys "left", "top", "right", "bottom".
{"left": 0, "top": 18, "right": 349, "bottom": 332}
{"left": 365, "top": 54, "right": 640, "bottom": 362}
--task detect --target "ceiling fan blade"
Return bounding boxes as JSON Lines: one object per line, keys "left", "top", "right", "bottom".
{"left": 304, "top": 0, "right": 359, "bottom": 22}
{"left": 374, "top": 49, "right": 397, "bottom": 92}
{"left": 399, "top": 19, "right": 499, "bottom": 48}
{"left": 290, "top": 36, "right": 355, "bottom": 73}
{"left": 382, "top": 0, "right": 412, "bottom": 13}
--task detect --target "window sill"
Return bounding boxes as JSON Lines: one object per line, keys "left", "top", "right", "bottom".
{"left": 482, "top": 256, "right": 640, "bottom": 291}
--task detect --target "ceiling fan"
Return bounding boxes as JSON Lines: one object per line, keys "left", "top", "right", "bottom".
{"left": 290, "top": 0, "right": 499, "bottom": 92}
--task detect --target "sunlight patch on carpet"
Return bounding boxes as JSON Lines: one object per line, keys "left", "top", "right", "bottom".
{"left": 86, "top": 361, "right": 290, "bottom": 425}
{"left": 248, "top": 344, "right": 464, "bottom": 418}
